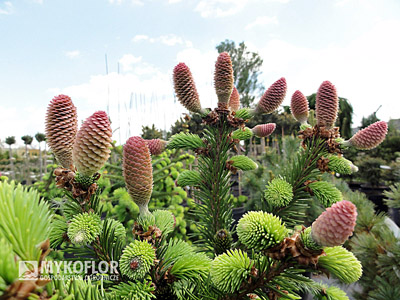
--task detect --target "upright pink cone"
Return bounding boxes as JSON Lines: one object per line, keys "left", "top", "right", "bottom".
{"left": 256, "top": 78, "right": 287, "bottom": 114}
{"left": 72, "top": 111, "right": 112, "bottom": 176}
{"left": 252, "top": 123, "right": 276, "bottom": 138}
{"left": 214, "top": 52, "right": 234, "bottom": 104}
{"left": 45, "top": 95, "right": 78, "bottom": 169}
{"left": 311, "top": 200, "right": 357, "bottom": 247}
{"left": 316, "top": 81, "right": 338, "bottom": 128}
{"left": 173, "top": 63, "right": 202, "bottom": 113}
{"left": 145, "top": 139, "right": 167, "bottom": 156}
{"left": 229, "top": 87, "right": 240, "bottom": 111}
{"left": 123, "top": 136, "right": 153, "bottom": 215}
{"left": 290, "top": 90, "right": 309, "bottom": 124}
{"left": 347, "top": 121, "right": 388, "bottom": 150}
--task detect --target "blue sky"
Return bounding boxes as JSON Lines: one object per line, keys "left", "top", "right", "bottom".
{"left": 1, "top": 0, "right": 400, "bottom": 146}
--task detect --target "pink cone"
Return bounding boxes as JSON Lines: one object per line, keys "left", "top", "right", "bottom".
{"left": 311, "top": 200, "right": 357, "bottom": 247}
{"left": 290, "top": 90, "right": 309, "bottom": 124}
{"left": 229, "top": 87, "right": 240, "bottom": 111}
{"left": 348, "top": 121, "right": 388, "bottom": 150}
{"left": 45, "top": 95, "right": 78, "bottom": 168}
{"left": 72, "top": 111, "right": 112, "bottom": 176}
{"left": 214, "top": 52, "right": 234, "bottom": 104}
{"left": 316, "top": 81, "right": 338, "bottom": 128}
{"left": 123, "top": 136, "right": 153, "bottom": 214}
{"left": 145, "top": 139, "right": 167, "bottom": 156}
{"left": 256, "top": 78, "right": 287, "bottom": 114}
{"left": 173, "top": 63, "right": 202, "bottom": 113}
{"left": 252, "top": 123, "right": 276, "bottom": 138}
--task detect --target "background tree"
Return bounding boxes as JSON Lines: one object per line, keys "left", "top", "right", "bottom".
{"left": 5, "top": 136, "right": 16, "bottom": 179}
{"left": 169, "top": 113, "right": 204, "bottom": 137}
{"left": 307, "top": 94, "right": 353, "bottom": 139}
{"left": 216, "top": 40, "right": 264, "bottom": 107}
{"left": 141, "top": 124, "right": 163, "bottom": 140}
{"left": 360, "top": 106, "right": 381, "bottom": 129}
{"left": 35, "top": 133, "right": 46, "bottom": 180}
{"left": 21, "top": 135, "right": 33, "bottom": 184}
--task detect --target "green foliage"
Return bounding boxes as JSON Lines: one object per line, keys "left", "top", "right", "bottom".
{"left": 264, "top": 178, "right": 294, "bottom": 208}
{"left": 237, "top": 211, "right": 288, "bottom": 250}
{"left": 300, "top": 227, "right": 321, "bottom": 251}
{"left": 67, "top": 212, "right": 102, "bottom": 245}
{"left": 355, "top": 155, "right": 385, "bottom": 186}
{"left": 384, "top": 182, "right": 400, "bottom": 209}
{"left": 327, "top": 155, "right": 355, "bottom": 175}
{"left": 216, "top": 40, "right": 264, "bottom": 107}
{"left": 153, "top": 209, "right": 175, "bottom": 237}
{"left": 308, "top": 181, "right": 342, "bottom": 207}
{"left": 176, "top": 170, "right": 202, "bottom": 187}
{"left": 119, "top": 240, "right": 156, "bottom": 280}
{"left": 159, "top": 239, "right": 211, "bottom": 281}
{"left": 141, "top": 124, "right": 163, "bottom": 139}
{"left": 35, "top": 132, "right": 46, "bottom": 143}
{"left": 167, "top": 132, "right": 204, "bottom": 150}
{"left": 230, "top": 155, "right": 258, "bottom": 171}
{"left": 317, "top": 246, "right": 362, "bottom": 284}
{"left": 232, "top": 127, "right": 253, "bottom": 140}
{"left": 361, "top": 111, "right": 380, "bottom": 129}
{"left": 0, "top": 181, "right": 52, "bottom": 261}
{"left": 210, "top": 249, "right": 253, "bottom": 293}
{"left": 21, "top": 134, "right": 33, "bottom": 145}
{"left": 314, "top": 285, "right": 350, "bottom": 300}
{"left": 5, "top": 136, "right": 16, "bottom": 145}
{"left": 108, "top": 281, "right": 156, "bottom": 300}
{"left": 0, "top": 238, "right": 18, "bottom": 286}
{"left": 213, "top": 229, "right": 233, "bottom": 255}
{"left": 235, "top": 108, "right": 253, "bottom": 120}
{"left": 49, "top": 215, "right": 68, "bottom": 248}
{"left": 103, "top": 218, "right": 126, "bottom": 241}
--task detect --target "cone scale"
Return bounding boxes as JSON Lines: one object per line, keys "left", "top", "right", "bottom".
{"left": 45, "top": 95, "right": 78, "bottom": 168}
{"left": 123, "top": 136, "right": 153, "bottom": 215}
{"left": 72, "top": 111, "right": 112, "bottom": 177}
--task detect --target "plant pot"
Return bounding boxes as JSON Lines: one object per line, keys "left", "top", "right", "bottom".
{"left": 389, "top": 208, "right": 400, "bottom": 227}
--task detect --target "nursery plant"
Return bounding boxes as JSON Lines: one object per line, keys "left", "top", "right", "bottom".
{"left": 0, "top": 52, "right": 388, "bottom": 300}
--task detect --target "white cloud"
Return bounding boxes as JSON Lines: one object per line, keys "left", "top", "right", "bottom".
{"left": 175, "top": 47, "right": 219, "bottom": 108}
{"left": 132, "top": 34, "right": 192, "bottom": 47}
{"left": 0, "top": 105, "right": 46, "bottom": 148}
{"left": 0, "top": 1, "right": 13, "bottom": 15}
{"left": 132, "top": 34, "right": 150, "bottom": 42}
{"left": 245, "top": 16, "right": 278, "bottom": 30}
{"left": 65, "top": 50, "right": 81, "bottom": 59}
{"left": 119, "top": 54, "right": 142, "bottom": 71}
{"left": 195, "top": 0, "right": 289, "bottom": 18}
{"left": 32, "top": 0, "right": 44, "bottom": 4}
{"left": 49, "top": 55, "right": 186, "bottom": 144}
{"left": 256, "top": 20, "right": 400, "bottom": 126}
{"left": 108, "top": 0, "right": 144, "bottom": 5}
{"left": 195, "top": 0, "right": 246, "bottom": 18}
{"left": 168, "top": 0, "right": 182, "bottom": 3}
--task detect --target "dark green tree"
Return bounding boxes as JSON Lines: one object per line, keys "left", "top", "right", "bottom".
{"left": 361, "top": 106, "right": 381, "bottom": 129}
{"left": 5, "top": 136, "right": 16, "bottom": 179}
{"left": 216, "top": 40, "right": 264, "bottom": 107}
{"left": 307, "top": 94, "right": 353, "bottom": 139}
{"left": 21, "top": 135, "right": 33, "bottom": 184}
{"left": 169, "top": 113, "right": 204, "bottom": 137}
{"left": 141, "top": 124, "right": 163, "bottom": 140}
{"left": 35, "top": 133, "right": 46, "bottom": 180}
